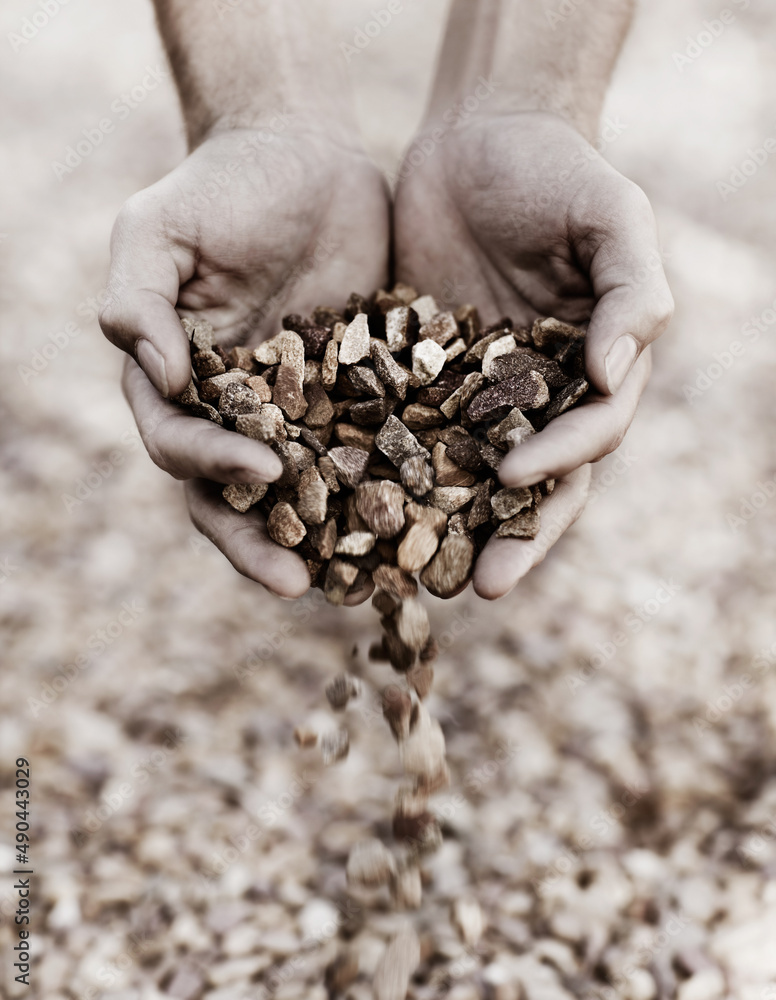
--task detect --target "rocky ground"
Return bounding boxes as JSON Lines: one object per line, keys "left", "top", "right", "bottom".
{"left": 1, "top": 0, "right": 775, "bottom": 998}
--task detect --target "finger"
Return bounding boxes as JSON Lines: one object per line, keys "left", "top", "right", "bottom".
{"left": 473, "top": 465, "right": 591, "bottom": 601}
{"left": 123, "top": 359, "right": 283, "bottom": 483}
{"left": 99, "top": 192, "right": 195, "bottom": 398}
{"left": 186, "top": 479, "right": 311, "bottom": 599}
{"left": 574, "top": 179, "right": 674, "bottom": 395}
{"left": 498, "top": 349, "right": 650, "bottom": 488}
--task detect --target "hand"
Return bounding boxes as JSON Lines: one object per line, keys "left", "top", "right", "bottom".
{"left": 394, "top": 111, "right": 674, "bottom": 599}
{"left": 101, "top": 123, "right": 390, "bottom": 599}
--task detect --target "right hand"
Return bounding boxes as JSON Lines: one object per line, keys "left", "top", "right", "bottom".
{"left": 100, "top": 122, "right": 390, "bottom": 599}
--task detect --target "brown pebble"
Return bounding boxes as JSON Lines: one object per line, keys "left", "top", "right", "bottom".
{"left": 267, "top": 502, "right": 307, "bottom": 547}
{"left": 335, "top": 423, "right": 376, "bottom": 451}
{"left": 321, "top": 338, "right": 339, "bottom": 391}
{"left": 373, "top": 927, "right": 421, "bottom": 1000}
{"left": 338, "top": 313, "right": 371, "bottom": 365}
{"left": 346, "top": 838, "right": 397, "bottom": 888}
{"left": 309, "top": 518, "right": 337, "bottom": 560}
{"left": 222, "top": 483, "right": 268, "bottom": 513}
{"left": 491, "top": 487, "right": 533, "bottom": 521}
{"left": 324, "top": 559, "right": 360, "bottom": 605}
{"left": 542, "top": 377, "right": 589, "bottom": 423}
{"left": 419, "top": 311, "right": 458, "bottom": 347}
{"left": 371, "top": 340, "right": 410, "bottom": 400}
{"left": 303, "top": 382, "right": 335, "bottom": 428}
{"left": 328, "top": 447, "right": 371, "bottom": 489}
{"left": 356, "top": 480, "right": 406, "bottom": 539}
{"left": 383, "top": 685, "right": 413, "bottom": 741}
{"left": 199, "top": 370, "right": 250, "bottom": 402}
{"left": 399, "top": 456, "right": 435, "bottom": 498}
{"left": 467, "top": 371, "right": 550, "bottom": 422}
{"left": 372, "top": 565, "right": 418, "bottom": 600}
{"left": 235, "top": 404, "right": 285, "bottom": 443}
{"left": 467, "top": 479, "right": 495, "bottom": 530}
{"left": 193, "top": 350, "right": 226, "bottom": 378}
{"left": 375, "top": 415, "right": 430, "bottom": 469}
{"left": 350, "top": 396, "right": 398, "bottom": 426}
{"left": 296, "top": 466, "right": 328, "bottom": 525}
{"left": 401, "top": 403, "right": 445, "bottom": 431}
{"left": 218, "top": 381, "right": 262, "bottom": 419}
{"left": 245, "top": 375, "right": 272, "bottom": 402}
{"left": 326, "top": 673, "right": 362, "bottom": 710}
{"left": 495, "top": 508, "right": 541, "bottom": 539}
{"left": 273, "top": 331, "right": 308, "bottom": 421}
{"left": 319, "top": 727, "right": 350, "bottom": 764}
{"left": 420, "top": 534, "right": 474, "bottom": 598}
{"left": 432, "top": 443, "right": 476, "bottom": 487}
{"left": 397, "top": 522, "right": 441, "bottom": 573}
{"left": 429, "top": 487, "right": 477, "bottom": 515}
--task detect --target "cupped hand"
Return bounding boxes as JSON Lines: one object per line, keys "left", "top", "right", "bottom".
{"left": 100, "top": 124, "right": 390, "bottom": 598}
{"left": 394, "top": 111, "right": 673, "bottom": 599}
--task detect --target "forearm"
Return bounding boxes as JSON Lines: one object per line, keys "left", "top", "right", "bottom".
{"left": 425, "top": 0, "right": 635, "bottom": 142}
{"left": 152, "top": 0, "right": 359, "bottom": 147}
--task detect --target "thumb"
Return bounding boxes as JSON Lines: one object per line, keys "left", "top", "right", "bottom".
{"left": 577, "top": 180, "right": 674, "bottom": 396}
{"left": 99, "top": 195, "right": 195, "bottom": 397}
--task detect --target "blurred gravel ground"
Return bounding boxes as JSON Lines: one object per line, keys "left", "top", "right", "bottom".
{"left": 0, "top": 1, "right": 775, "bottom": 998}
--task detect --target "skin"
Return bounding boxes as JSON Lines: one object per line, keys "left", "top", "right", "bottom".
{"left": 100, "top": 0, "right": 673, "bottom": 602}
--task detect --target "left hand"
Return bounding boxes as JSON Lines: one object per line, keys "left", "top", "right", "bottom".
{"left": 393, "top": 111, "right": 674, "bottom": 599}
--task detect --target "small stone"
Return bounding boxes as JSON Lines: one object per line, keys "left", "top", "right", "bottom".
{"left": 404, "top": 503, "right": 448, "bottom": 534}
{"left": 482, "top": 334, "right": 517, "bottom": 377}
{"left": 372, "top": 565, "right": 418, "bottom": 600}
{"left": 325, "top": 952, "right": 359, "bottom": 995}
{"left": 325, "top": 673, "right": 362, "bottom": 710}
{"left": 338, "top": 313, "right": 371, "bottom": 365}
{"left": 542, "top": 378, "right": 589, "bottom": 422}
{"left": 350, "top": 396, "right": 397, "bottom": 426}
{"left": 253, "top": 330, "right": 285, "bottom": 365}
{"left": 420, "top": 534, "right": 475, "bottom": 598}
{"left": 245, "top": 375, "right": 272, "bottom": 402}
{"left": 383, "top": 685, "right": 414, "bottom": 741}
{"left": 445, "top": 431, "right": 483, "bottom": 473}
{"left": 531, "top": 316, "right": 585, "bottom": 350}
{"left": 286, "top": 440, "right": 316, "bottom": 472}
{"left": 226, "top": 345, "right": 256, "bottom": 371}
{"left": 488, "top": 348, "right": 570, "bottom": 388}
{"left": 393, "top": 599, "right": 430, "bottom": 652}
{"left": 393, "top": 808, "right": 444, "bottom": 852}
{"left": 317, "top": 456, "right": 341, "bottom": 494}
{"left": 371, "top": 340, "right": 410, "bottom": 399}
{"left": 373, "top": 926, "right": 421, "bottom": 1000}
{"left": 412, "top": 340, "right": 447, "bottom": 386}
{"left": 376, "top": 415, "right": 430, "bottom": 469}
{"left": 296, "top": 466, "right": 328, "bottom": 525}
{"left": 267, "top": 503, "right": 306, "bottom": 547}
{"left": 309, "top": 518, "right": 337, "bottom": 560}
{"left": 419, "top": 311, "right": 458, "bottom": 347}
{"left": 324, "top": 559, "right": 360, "bottom": 605}
{"left": 303, "top": 382, "right": 334, "bottom": 428}
{"left": 189, "top": 401, "right": 223, "bottom": 424}
{"left": 480, "top": 443, "right": 506, "bottom": 472}
{"left": 385, "top": 306, "right": 417, "bottom": 353}
{"left": 391, "top": 282, "right": 418, "bottom": 305}
{"left": 463, "top": 329, "right": 510, "bottom": 364}
{"left": 273, "top": 330, "right": 307, "bottom": 420}
{"left": 321, "top": 338, "right": 339, "bottom": 391}
{"left": 328, "top": 447, "right": 371, "bottom": 489}
{"left": 496, "top": 508, "right": 541, "bottom": 539}
{"left": 452, "top": 897, "right": 485, "bottom": 948}
{"left": 193, "top": 350, "right": 226, "bottom": 378}
{"left": 468, "top": 372, "right": 550, "bottom": 421}
{"left": 410, "top": 295, "right": 439, "bottom": 325}
{"left": 199, "top": 370, "right": 250, "bottom": 402}
{"left": 298, "top": 324, "right": 331, "bottom": 361}
{"left": 491, "top": 487, "right": 533, "bottom": 521}
{"left": 347, "top": 838, "right": 397, "bottom": 888}
{"left": 416, "top": 370, "right": 465, "bottom": 407}
{"left": 356, "top": 480, "right": 406, "bottom": 539}
{"left": 335, "top": 423, "right": 376, "bottom": 451}
{"left": 347, "top": 365, "right": 385, "bottom": 397}
{"left": 319, "top": 727, "right": 350, "bottom": 764}
{"left": 293, "top": 727, "right": 318, "bottom": 748}
{"left": 429, "top": 487, "right": 477, "bottom": 515}
{"left": 489, "top": 408, "right": 535, "bottom": 448}
{"left": 445, "top": 338, "right": 467, "bottom": 362}
{"left": 432, "top": 443, "right": 476, "bottom": 487}
{"left": 408, "top": 661, "right": 434, "bottom": 699}
{"left": 455, "top": 303, "right": 481, "bottom": 345}
{"left": 400, "top": 457, "right": 435, "bottom": 498}
{"left": 236, "top": 404, "right": 285, "bottom": 444}
{"left": 218, "top": 381, "right": 262, "bottom": 419}
{"left": 391, "top": 866, "right": 423, "bottom": 910}
{"left": 335, "top": 532, "right": 377, "bottom": 556}
{"left": 222, "top": 483, "right": 268, "bottom": 513}
{"left": 397, "top": 522, "right": 441, "bottom": 573}
{"left": 467, "top": 480, "right": 495, "bottom": 530}
{"left": 182, "top": 316, "right": 215, "bottom": 351}
{"left": 274, "top": 441, "right": 300, "bottom": 487}
{"left": 401, "top": 403, "right": 445, "bottom": 430}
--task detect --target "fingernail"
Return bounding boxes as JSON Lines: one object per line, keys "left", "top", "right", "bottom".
{"left": 136, "top": 339, "right": 169, "bottom": 397}
{"left": 605, "top": 335, "right": 638, "bottom": 394}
